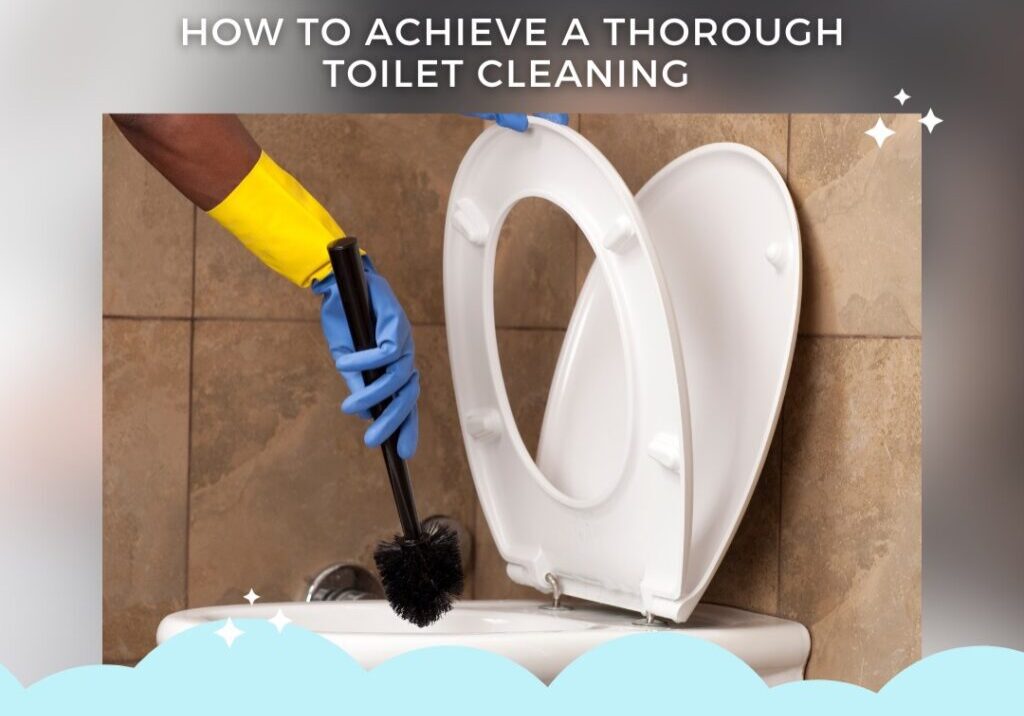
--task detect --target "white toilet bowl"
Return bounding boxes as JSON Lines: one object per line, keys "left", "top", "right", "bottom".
{"left": 157, "top": 600, "right": 809, "bottom": 685}
{"left": 160, "top": 119, "right": 807, "bottom": 685}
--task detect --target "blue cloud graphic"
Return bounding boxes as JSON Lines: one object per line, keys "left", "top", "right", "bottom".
{"left": 1, "top": 619, "right": 1021, "bottom": 714}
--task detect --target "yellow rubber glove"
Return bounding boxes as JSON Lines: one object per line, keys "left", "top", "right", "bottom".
{"left": 207, "top": 151, "right": 343, "bottom": 287}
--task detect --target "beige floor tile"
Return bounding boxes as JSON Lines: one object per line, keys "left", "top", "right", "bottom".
{"left": 194, "top": 114, "right": 481, "bottom": 322}
{"left": 780, "top": 337, "right": 921, "bottom": 689}
{"left": 704, "top": 433, "right": 781, "bottom": 615}
{"left": 103, "top": 318, "right": 191, "bottom": 662}
{"left": 575, "top": 113, "right": 789, "bottom": 290}
{"left": 103, "top": 117, "right": 195, "bottom": 317}
{"left": 187, "top": 321, "right": 477, "bottom": 606}
{"left": 789, "top": 114, "right": 921, "bottom": 336}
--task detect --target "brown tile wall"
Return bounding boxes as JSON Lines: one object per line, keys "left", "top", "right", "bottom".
{"left": 103, "top": 318, "right": 190, "bottom": 661}
{"left": 103, "top": 114, "right": 921, "bottom": 689}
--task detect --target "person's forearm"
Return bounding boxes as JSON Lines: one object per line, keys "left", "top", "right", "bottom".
{"left": 114, "top": 113, "right": 343, "bottom": 287}
{"left": 110, "top": 114, "right": 261, "bottom": 210}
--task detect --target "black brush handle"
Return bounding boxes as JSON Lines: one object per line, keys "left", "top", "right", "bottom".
{"left": 327, "top": 237, "right": 421, "bottom": 540}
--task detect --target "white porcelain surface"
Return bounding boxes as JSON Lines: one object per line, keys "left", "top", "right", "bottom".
{"left": 158, "top": 600, "right": 809, "bottom": 685}
{"left": 445, "top": 118, "right": 693, "bottom": 619}
{"left": 444, "top": 119, "right": 801, "bottom": 622}
{"left": 540, "top": 143, "right": 802, "bottom": 618}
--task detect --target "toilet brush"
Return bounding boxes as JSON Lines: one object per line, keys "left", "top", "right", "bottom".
{"left": 327, "top": 237, "right": 463, "bottom": 627}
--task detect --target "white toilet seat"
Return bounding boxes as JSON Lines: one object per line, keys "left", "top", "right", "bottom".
{"left": 538, "top": 142, "right": 802, "bottom": 615}
{"left": 444, "top": 118, "right": 694, "bottom": 619}
{"left": 445, "top": 120, "right": 801, "bottom": 622}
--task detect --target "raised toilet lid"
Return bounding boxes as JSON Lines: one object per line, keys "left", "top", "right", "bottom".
{"left": 444, "top": 120, "right": 800, "bottom": 622}
{"left": 537, "top": 142, "right": 801, "bottom": 620}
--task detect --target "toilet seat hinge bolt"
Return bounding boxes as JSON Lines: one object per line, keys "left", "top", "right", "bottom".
{"left": 631, "top": 610, "right": 670, "bottom": 628}
{"left": 539, "top": 572, "right": 572, "bottom": 611}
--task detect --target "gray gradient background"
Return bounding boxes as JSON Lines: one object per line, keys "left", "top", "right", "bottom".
{"left": 1, "top": 0, "right": 1021, "bottom": 684}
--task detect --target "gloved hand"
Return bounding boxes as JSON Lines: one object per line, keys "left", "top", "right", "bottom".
{"left": 466, "top": 113, "right": 570, "bottom": 131}
{"left": 312, "top": 258, "right": 420, "bottom": 459}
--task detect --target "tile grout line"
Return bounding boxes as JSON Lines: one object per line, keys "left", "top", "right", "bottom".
{"left": 780, "top": 112, "right": 793, "bottom": 614}
{"left": 99, "top": 315, "right": 921, "bottom": 340}
{"left": 777, "top": 402, "right": 785, "bottom": 618}
{"left": 797, "top": 334, "right": 921, "bottom": 341}
{"left": 785, "top": 113, "right": 792, "bottom": 181}
{"left": 101, "top": 315, "right": 576, "bottom": 333}
{"left": 101, "top": 315, "right": 923, "bottom": 341}
{"left": 102, "top": 315, "right": 192, "bottom": 322}
{"left": 777, "top": 83, "right": 792, "bottom": 616}
{"left": 183, "top": 205, "right": 198, "bottom": 609}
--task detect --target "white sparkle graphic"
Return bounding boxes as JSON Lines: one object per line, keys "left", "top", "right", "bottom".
{"left": 269, "top": 609, "right": 292, "bottom": 634}
{"left": 894, "top": 88, "right": 911, "bottom": 106}
{"left": 865, "top": 117, "right": 896, "bottom": 148}
{"left": 920, "top": 108, "right": 943, "bottom": 133}
{"left": 243, "top": 588, "right": 260, "bottom": 605}
{"left": 215, "top": 618, "right": 244, "bottom": 647}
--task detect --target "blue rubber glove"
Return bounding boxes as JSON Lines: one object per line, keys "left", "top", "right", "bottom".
{"left": 466, "top": 113, "right": 570, "bottom": 131}
{"left": 312, "top": 259, "right": 419, "bottom": 459}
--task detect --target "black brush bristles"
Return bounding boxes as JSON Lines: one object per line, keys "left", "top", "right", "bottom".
{"left": 374, "top": 521, "right": 464, "bottom": 627}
